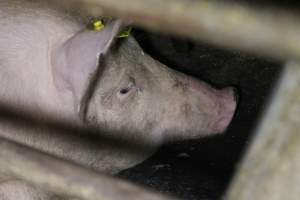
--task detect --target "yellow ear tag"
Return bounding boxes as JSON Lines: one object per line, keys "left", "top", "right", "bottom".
{"left": 118, "top": 27, "right": 132, "bottom": 38}
{"left": 92, "top": 20, "right": 105, "bottom": 31}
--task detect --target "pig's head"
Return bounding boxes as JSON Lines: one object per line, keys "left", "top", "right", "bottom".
{"left": 85, "top": 38, "right": 237, "bottom": 145}
{"left": 52, "top": 20, "right": 237, "bottom": 147}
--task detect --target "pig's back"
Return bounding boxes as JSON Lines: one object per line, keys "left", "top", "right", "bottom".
{"left": 0, "top": 0, "right": 83, "bottom": 120}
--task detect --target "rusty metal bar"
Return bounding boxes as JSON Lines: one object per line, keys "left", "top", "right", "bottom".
{"left": 0, "top": 136, "right": 179, "bottom": 200}
{"left": 55, "top": 0, "right": 300, "bottom": 60}
{"left": 225, "top": 61, "right": 300, "bottom": 200}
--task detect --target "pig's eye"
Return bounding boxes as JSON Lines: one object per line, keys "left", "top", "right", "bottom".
{"left": 117, "top": 77, "right": 139, "bottom": 99}
{"left": 118, "top": 81, "right": 135, "bottom": 96}
{"left": 119, "top": 87, "right": 130, "bottom": 95}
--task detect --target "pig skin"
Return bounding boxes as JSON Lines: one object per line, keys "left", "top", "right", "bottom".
{"left": 0, "top": 0, "right": 237, "bottom": 199}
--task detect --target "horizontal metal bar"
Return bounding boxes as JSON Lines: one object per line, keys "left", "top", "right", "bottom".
{"left": 0, "top": 136, "right": 179, "bottom": 200}
{"left": 55, "top": 0, "right": 300, "bottom": 60}
{"left": 0, "top": 102, "right": 153, "bottom": 174}
{"left": 225, "top": 61, "right": 300, "bottom": 200}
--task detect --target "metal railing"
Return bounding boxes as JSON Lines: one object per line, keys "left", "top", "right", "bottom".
{"left": 1, "top": 0, "right": 300, "bottom": 200}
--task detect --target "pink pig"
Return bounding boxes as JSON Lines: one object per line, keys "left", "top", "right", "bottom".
{"left": 0, "top": 0, "right": 237, "bottom": 199}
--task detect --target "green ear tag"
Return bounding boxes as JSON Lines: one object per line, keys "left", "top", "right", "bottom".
{"left": 91, "top": 20, "right": 105, "bottom": 31}
{"left": 118, "top": 27, "right": 132, "bottom": 38}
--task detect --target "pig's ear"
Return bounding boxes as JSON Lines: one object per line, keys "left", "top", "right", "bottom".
{"left": 52, "top": 20, "right": 122, "bottom": 113}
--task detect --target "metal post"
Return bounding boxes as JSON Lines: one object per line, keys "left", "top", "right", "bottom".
{"left": 226, "top": 61, "right": 300, "bottom": 200}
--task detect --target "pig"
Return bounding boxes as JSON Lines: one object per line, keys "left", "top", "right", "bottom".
{"left": 0, "top": 0, "right": 237, "bottom": 199}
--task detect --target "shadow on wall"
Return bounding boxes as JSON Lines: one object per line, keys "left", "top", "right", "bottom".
{"left": 118, "top": 30, "right": 283, "bottom": 200}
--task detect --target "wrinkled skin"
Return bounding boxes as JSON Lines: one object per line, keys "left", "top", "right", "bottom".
{"left": 0, "top": 0, "right": 237, "bottom": 199}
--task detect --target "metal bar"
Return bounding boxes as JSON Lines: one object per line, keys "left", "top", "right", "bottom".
{"left": 0, "top": 102, "right": 152, "bottom": 174}
{"left": 225, "top": 61, "right": 300, "bottom": 200}
{"left": 56, "top": 0, "right": 300, "bottom": 60}
{"left": 0, "top": 136, "right": 179, "bottom": 200}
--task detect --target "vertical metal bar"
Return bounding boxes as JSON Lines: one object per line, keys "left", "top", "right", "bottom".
{"left": 226, "top": 61, "right": 300, "bottom": 200}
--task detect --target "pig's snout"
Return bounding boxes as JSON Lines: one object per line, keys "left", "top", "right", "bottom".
{"left": 189, "top": 79, "right": 238, "bottom": 134}
{"left": 175, "top": 75, "right": 238, "bottom": 135}
{"left": 211, "top": 87, "right": 238, "bottom": 133}
{"left": 212, "top": 87, "right": 238, "bottom": 133}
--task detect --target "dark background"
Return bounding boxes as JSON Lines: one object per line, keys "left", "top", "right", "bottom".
{"left": 118, "top": 0, "right": 296, "bottom": 199}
